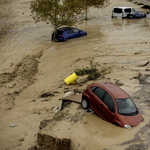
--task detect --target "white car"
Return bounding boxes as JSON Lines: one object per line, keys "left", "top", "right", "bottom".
{"left": 146, "top": 9, "right": 150, "bottom": 19}
{"left": 112, "top": 7, "right": 135, "bottom": 18}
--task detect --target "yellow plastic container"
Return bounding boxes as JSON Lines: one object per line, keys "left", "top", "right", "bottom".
{"left": 64, "top": 73, "right": 78, "bottom": 85}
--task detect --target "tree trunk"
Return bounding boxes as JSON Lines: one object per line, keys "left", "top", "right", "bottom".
{"left": 54, "top": 0, "right": 58, "bottom": 41}
{"left": 85, "top": 5, "right": 88, "bottom": 20}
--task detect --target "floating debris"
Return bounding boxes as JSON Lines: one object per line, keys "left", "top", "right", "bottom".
{"left": 9, "top": 124, "right": 17, "bottom": 128}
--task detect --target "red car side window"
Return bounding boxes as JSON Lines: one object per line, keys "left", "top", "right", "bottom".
{"left": 103, "top": 93, "right": 115, "bottom": 112}
{"left": 93, "top": 87, "right": 105, "bottom": 101}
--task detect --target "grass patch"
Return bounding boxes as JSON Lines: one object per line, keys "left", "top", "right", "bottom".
{"left": 53, "top": 113, "right": 65, "bottom": 121}
{"left": 74, "top": 58, "right": 101, "bottom": 80}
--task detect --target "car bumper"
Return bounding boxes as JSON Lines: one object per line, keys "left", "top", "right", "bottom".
{"left": 57, "top": 38, "right": 65, "bottom": 42}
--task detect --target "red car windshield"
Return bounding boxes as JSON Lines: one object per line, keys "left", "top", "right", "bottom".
{"left": 116, "top": 98, "right": 138, "bottom": 116}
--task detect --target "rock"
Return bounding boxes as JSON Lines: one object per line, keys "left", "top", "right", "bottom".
{"left": 40, "top": 92, "right": 55, "bottom": 98}
{"left": 115, "top": 80, "right": 124, "bottom": 86}
{"left": 39, "top": 119, "right": 51, "bottom": 129}
{"left": 20, "top": 138, "right": 25, "bottom": 142}
{"left": 28, "top": 145, "right": 37, "bottom": 150}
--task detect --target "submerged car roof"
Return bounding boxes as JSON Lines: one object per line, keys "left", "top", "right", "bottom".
{"left": 96, "top": 82, "right": 129, "bottom": 99}
{"left": 57, "top": 27, "right": 73, "bottom": 31}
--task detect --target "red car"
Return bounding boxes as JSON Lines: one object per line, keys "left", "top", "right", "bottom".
{"left": 81, "top": 82, "right": 144, "bottom": 128}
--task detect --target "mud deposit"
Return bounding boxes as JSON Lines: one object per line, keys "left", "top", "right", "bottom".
{"left": 0, "top": 0, "right": 150, "bottom": 149}
{"left": 28, "top": 133, "right": 71, "bottom": 150}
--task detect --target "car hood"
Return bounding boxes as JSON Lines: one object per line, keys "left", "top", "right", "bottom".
{"left": 118, "top": 113, "right": 144, "bottom": 127}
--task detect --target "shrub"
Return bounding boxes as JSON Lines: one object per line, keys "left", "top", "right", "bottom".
{"left": 74, "top": 58, "right": 101, "bottom": 80}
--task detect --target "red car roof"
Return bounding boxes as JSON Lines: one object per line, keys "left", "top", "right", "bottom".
{"left": 96, "top": 82, "right": 129, "bottom": 99}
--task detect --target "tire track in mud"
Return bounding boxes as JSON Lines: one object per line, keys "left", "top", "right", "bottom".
{"left": 0, "top": 51, "right": 43, "bottom": 110}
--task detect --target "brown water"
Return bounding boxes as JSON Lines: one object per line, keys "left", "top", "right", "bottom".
{"left": 0, "top": 0, "right": 150, "bottom": 149}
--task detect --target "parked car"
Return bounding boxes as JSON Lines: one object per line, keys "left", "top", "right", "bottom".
{"left": 51, "top": 27, "right": 87, "bottom": 42}
{"left": 146, "top": 10, "right": 150, "bottom": 19}
{"left": 81, "top": 82, "right": 144, "bottom": 128}
{"left": 112, "top": 7, "right": 135, "bottom": 18}
{"left": 127, "top": 11, "right": 146, "bottom": 19}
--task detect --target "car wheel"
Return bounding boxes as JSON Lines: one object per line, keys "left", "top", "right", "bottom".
{"left": 51, "top": 35, "right": 54, "bottom": 41}
{"left": 81, "top": 98, "right": 89, "bottom": 109}
{"left": 113, "top": 122, "right": 120, "bottom": 127}
{"left": 111, "top": 16, "right": 113, "bottom": 18}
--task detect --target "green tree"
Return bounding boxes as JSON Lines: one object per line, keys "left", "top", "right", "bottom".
{"left": 30, "top": 0, "right": 83, "bottom": 40}
{"left": 80, "top": 0, "right": 109, "bottom": 20}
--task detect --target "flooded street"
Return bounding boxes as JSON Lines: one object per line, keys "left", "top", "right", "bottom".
{"left": 0, "top": 0, "right": 150, "bottom": 149}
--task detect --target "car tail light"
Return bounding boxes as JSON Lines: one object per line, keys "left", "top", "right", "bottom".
{"left": 58, "top": 35, "right": 64, "bottom": 37}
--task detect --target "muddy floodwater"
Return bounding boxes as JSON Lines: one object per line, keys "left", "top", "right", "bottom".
{"left": 0, "top": 0, "right": 150, "bottom": 149}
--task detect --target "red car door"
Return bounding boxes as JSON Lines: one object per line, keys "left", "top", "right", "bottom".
{"left": 90, "top": 87, "right": 108, "bottom": 120}
{"left": 102, "top": 93, "right": 116, "bottom": 122}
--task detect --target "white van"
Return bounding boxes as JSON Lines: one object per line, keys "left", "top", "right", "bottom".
{"left": 146, "top": 9, "right": 150, "bottom": 19}
{"left": 112, "top": 7, "right": 135, "bottom": 18}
